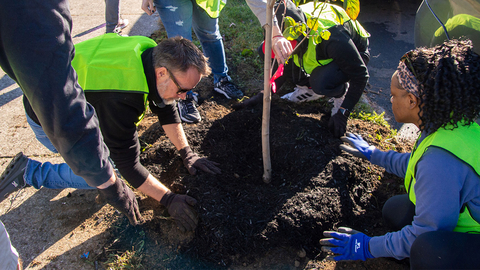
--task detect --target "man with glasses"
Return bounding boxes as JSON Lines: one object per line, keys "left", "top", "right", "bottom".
{"left": 1, "top": 34, "right": 220, "bottom": 232}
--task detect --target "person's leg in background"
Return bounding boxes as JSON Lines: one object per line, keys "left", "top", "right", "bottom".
{"left": 105, "top": 0, "right": 128, "bottom": 34}
{"left": 191, "top": 2, "right": 244, "bottom": 100}
{"left": 0, "top": 113, "right": 96, "bottom": 203}
{"left": 153, "top": 0, "right": 203, "bottom": 123}
{"left": 23, "top": 114, "right": 97, "bottom": 189}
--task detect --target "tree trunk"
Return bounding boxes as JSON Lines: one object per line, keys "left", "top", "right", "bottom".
{"left": 262, "top": 0, "right": 275, "bottom": 183}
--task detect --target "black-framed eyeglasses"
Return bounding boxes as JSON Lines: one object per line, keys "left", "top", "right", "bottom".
{"left": 167, "top": 68, "right": 190, "bottom": 95}
{"left": 400, "top": 51, "right": 418, "bottom": 79}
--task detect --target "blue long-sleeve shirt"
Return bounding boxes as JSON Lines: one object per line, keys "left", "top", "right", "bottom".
{"left": 368, "top": 133, "right": 480, "bottom": 259}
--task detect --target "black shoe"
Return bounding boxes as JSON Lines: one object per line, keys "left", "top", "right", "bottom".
{"left": 0, "top": 152, "right": 28, "bottom": 202}
{"left": 178, "top": 92, "right": 201, "bottom": 123}
{"left": 214, "top": 77, "right": 244, "bottom": 99}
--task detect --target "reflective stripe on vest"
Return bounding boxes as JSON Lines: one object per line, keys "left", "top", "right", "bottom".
{"left": 71, "top": 33, "right": 157, "bottom": 124}
{"left": 196, "top": 0, "right": 226, "bottom": 19}
{"left": 405, "top": 122, "right": 480, "bottom": 233}
{"left": 293, "top": 2, "right": 370, "bottom": 74}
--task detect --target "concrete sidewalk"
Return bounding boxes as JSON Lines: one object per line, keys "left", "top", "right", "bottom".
{"left": 0, "top": 0, "right": 162, "bottom": 172}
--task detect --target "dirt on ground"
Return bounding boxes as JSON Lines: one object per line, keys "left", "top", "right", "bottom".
{"left": 79, "top": 75, "right": 414, "bottom": 269}
{"left": 0, "top": 75, "right": 415, "bottom": 270}
{"left": 1, "top": 27, "right": 417, "bottom": 269}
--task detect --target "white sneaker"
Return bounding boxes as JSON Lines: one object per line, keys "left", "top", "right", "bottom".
{"left": 281, "top": 85, "right": 324, "bottom": 103}
{"left": 330, "top": 83, "right": 349, "bottom": 116}
{"left": 114, "top": 18, "right": 129, "bottom": 34}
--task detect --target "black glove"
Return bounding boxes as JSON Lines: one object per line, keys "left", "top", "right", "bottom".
{"left": 231, "top": 92, "right": 263, "bottom": 110}
{"left": 97, "top": 177, "right": 142, "bottom": 226}
{"left": 160, "top": 191, "right": 198, "bottom": 232}
{"left": 328, "top": 111, "right": 348, "bottom": 137}
{"left": 179, "top": 146, "right": 221, "bottom": 175}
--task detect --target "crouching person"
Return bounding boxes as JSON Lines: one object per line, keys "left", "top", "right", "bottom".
{"left": 320, "top": 39, "right": 480, "bottom": 269}
{"left": 0, "top": 34, "right": 221, "bottom": 232}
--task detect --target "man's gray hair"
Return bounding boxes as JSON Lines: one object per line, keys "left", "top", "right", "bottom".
{"left": 152, "top": 36, "right": 211, "bottom": 76}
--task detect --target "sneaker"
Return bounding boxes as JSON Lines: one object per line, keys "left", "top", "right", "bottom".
{"left": 330, "top": 83, "right": 349, "bottom": 116}
{"left": 281, "top": 85, "right": 324, "bottom": 103}
{"left": 214, "top": 77, "right": 244, "bottom": 99}
{"left": 178, "top": 91, "right": 201, "bottom": 123}
{"left": 114, "top": 18, "right": 129, "bottom": 34}
{"left": 0, "top": 152, "right": 28, "bottom": 202}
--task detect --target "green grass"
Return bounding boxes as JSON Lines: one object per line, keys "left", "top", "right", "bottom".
{"left": 218, "top": 0, "right": 265, "bottom": 90}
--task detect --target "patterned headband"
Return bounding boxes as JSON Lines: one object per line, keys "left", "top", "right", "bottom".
{"left": 396, "top": 60, "right": 419, "bottom": 97}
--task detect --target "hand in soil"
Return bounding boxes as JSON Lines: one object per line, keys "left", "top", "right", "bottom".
{"left": 328, "top": 111, "right": 348, "bottom": 137}
{"left": 96, "top": 176, "right": 142, "bottom": 225}
{"left": 179, "top": 146, "right": 221, "bottom": 175}
{"left": 340, "top": 132, "right": 376, "bottom": 160}
{"left": 320, "top": 227, "right": 374, "bottom": 261}
{"left": 231, "top": 92, "right": 264, "bottom": 110}
{"left": 160, "top": 191, "right": 199, "bottom": 232}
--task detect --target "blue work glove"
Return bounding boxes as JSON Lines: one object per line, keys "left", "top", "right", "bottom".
{"left": 340, "top": 132, "right": 376, "bottom": 160}
{"left": 320, "top": 227, "right": 374, "bottom": 261}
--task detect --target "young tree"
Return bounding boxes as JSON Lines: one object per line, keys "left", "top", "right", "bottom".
{"left": 262, "top": 0, "right": 362, "bottom": 183}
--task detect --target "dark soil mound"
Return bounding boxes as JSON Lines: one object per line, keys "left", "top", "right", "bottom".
{"left": 98, "top": 87, "right": 411, "bottom": 269}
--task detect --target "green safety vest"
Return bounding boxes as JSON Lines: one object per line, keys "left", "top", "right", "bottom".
{"left": 294, "top": 2, "right": 370, "bottom": 74}
{"left": 71, "top": 33, "right": 157, "bottom": 124}
{"left": 196, "top": 0, "right": 226, "bottom": 19}
{"left": 433, "top": 14, "right": 480, "bottom": 55}
{"left": 405, "top": 122, "right": 480, "bottom": 233}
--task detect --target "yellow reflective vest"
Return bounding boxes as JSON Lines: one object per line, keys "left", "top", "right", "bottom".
{"left": 405, "top": 122, "right": 480, "bottom": 233}
{"left": 71, "top": 33, "right": 158, "bottom": 124}
{"left": 197, "top": 0, "right": 226, "bottom": 18}
{"left": 294, "top": 2, "right": 370, "bottom": 74}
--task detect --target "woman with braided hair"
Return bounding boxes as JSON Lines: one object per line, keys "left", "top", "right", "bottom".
{"left": 319, "top": 39, "right": 480, "bottom": 269}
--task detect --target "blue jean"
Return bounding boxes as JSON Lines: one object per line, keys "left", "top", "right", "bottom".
{"left": 25, "top": 114, "right": 95, "bottom": 189}
{"left": 153, "top": 0, "right": 229, "bottom": 83}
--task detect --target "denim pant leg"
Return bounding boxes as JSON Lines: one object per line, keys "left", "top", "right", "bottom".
{"left": 105, "top": 0, "right": 120, "bottom": 33}
{"left": 191, "top": 3, "right": 229, "bottom": 83}
{"left": 154, "top": 0, "right": 229, "bottom": 83}
{"left": 154, "top": 0, "right": 194, "bottom": 39}
{"left": 25, "top": 113, "right": 94, "bottom": 189}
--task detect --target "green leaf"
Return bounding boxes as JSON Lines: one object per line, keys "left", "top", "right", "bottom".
{"left": 344, "top": 0, "right": 361, "bottom": 20}
{"left": 283, "top": 22, "right": 306, "bottom": 41}
{"left": 306, "top": 17, "right": 319, "bottom": 32}
{"left": 284, "top": 16, "right": 296, "bottom": 29}
{"left": 241, "top": 48, "right": 253, "bottom": 56}
{"left": 292, "top": 0, "right": 303, "bottom": 7}
{"left": 283, "top": 26, "right": 300, "bottom": 40}
{"left": 320, "top": 29, "right": 331, "bottom": 40}
{"left": 312, "top": 31, "right": 323, "bottom": 45}
{"left": 311, "top": 29, "right": 330, "bottom": 45}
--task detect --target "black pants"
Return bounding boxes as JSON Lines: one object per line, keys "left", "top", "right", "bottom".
{"left": 383, "top": 194, "right": 480, "bottom": 269}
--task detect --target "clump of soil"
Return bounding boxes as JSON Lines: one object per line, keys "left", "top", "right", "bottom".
{"left": 98, "top": 77, "right": 413, "bottom": 269}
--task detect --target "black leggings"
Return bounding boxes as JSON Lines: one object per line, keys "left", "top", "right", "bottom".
{"left": 383, "top": 194, "right": 480, "bottom": 269}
